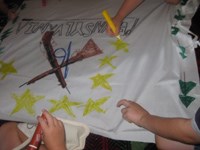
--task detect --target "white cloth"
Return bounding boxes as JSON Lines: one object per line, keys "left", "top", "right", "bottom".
{"left": 14, "top": 118, "right": 90, "bottom": 150}
{"left": 0, "top": 0, "right": 199, "bottom": 143}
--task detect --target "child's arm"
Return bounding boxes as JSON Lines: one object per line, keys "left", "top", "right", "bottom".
{"left": 106, "top": 0, "right": 180, "bottom": 36}
{"left": 106, "top": 0, "right": 143, "bottom": 36}
{"left": 117, "top": 99, "right": 200, "bottom": 144}
{"left": 38, "top": 110, "right": 67, "bottom": 150}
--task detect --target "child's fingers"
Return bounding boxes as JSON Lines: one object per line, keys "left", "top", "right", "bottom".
{"left": 38, "top": 116, "right": 48, "bottom": 129}
{"left": 121, "top": 107, "right": 127, "bottom": 114}
{"left": 106, "top": 27, "right": 114, "bottom": 36}
{"left": 117, "top": 99, "right": 130, "bottom": 107}
{"left": 58, "top": 120, "right": 64, "bottom": 127}
{"left": 42, "top": 110, "right": 54, "bottom": 127}
{"left": 52, "top": 117, "right": 60, "bottom": 126}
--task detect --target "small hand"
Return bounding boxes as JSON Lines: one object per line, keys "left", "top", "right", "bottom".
{"left": 38, "top": 110, "right": 67, "bottom": 150}
{"left": 106, "top": 16, "right": 121, "bottom": 37}
{"left": 117, "top": 99, "right": 149, "bottom": 127}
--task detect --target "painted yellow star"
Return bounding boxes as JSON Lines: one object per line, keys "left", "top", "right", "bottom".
{"left": 0, "top": 60, "right": 17, "bottom": 80}
{"left": 90, "top": 73, "right": 114, "bottom": 91}
{"left": 49, "top": 96, "right": 82, "bottom": 118}
{"left": 99, "top": 55, "right": 117, "bottom": 69}
{"left": 11, "top": 89, "right": 44, "bottom": 116}
{"left": 110, "top": 39, "right": 129, "bottom": 52}
{"left": 83, "top": 96, "right": 110, "bottom": 116}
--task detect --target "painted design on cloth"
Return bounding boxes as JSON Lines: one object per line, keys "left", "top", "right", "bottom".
{"left": 174, "top": 9, "right": 185, "bottom": 20}
{"left": 90, "top": 73, "right": 114, "bottom": 91}
{"left": 171, "top": 0, "right": 192, "bottom": 59}
{"left": 180, "top": 0, "right": 188, "bottom": 5}
{"left": 48, "top": 95, "right": 82, "bottom": 118}
{"left": 0, "top": 47, "right": 4, "bottom": 55}
{"left": 20, "top": 2, "right": 26, "bottom": 10}
{"left": 179, "top": 80, "right": 196, "bottom": 107}
{"left": 83, "top": 96, "right": 110, "bottom": 116}
{"left": 11, "top": 89, "right": 44, "bottom": 115}
{"left": 0, "top": 28, "right": 13, "bottom": 42}
{"left": 110, "top": 39, "right": 129, "bottom": 52}
{"left": 42, "top": 31, "right": 67, "bottom": 89}
{"left": 179, "top": 46, "right": 187, "bottom": 59}
{"left": 9, "top": 2, "right": 27, "bottom": 29}
{"left": 20, "top": 32, "right": 103, "bottom": 91}
{"left": 0, "top": 60, "right": 17, "bottom": 80}
{"left": 16, "top": 18, "right": 139, "bottom": 38}
{"left": 2, "top": 1, "right": 26, "bottom": 40}
{"left": 99, "top": 55, "right": 117, "bottom": 69}
{"left": 171, "top": 26, "right": 179, "bottom": 35}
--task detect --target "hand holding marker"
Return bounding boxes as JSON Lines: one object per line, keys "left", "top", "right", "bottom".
{"left": 27, "top": 113, "right": 46, "bottom": 150}
{"left": 102, "top": 10, "right": 121, "bottom": 40}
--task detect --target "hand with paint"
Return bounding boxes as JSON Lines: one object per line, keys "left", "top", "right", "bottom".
{"left": 38, "top": 110, "right": 67, "bottom": 150}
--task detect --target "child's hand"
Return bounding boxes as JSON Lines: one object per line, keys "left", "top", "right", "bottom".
{"left": 117, "top": 99, "right": 150, "bottom": 127}
{"left": 106, "top": 16, "right": 121, "bottom": 37}
{"left": 38, "top": 110, "right": 67, "bottom": 150}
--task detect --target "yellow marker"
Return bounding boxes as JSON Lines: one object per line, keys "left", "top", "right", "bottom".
{"left": 102, "top": 10, "right": 121, "bottom": 40}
